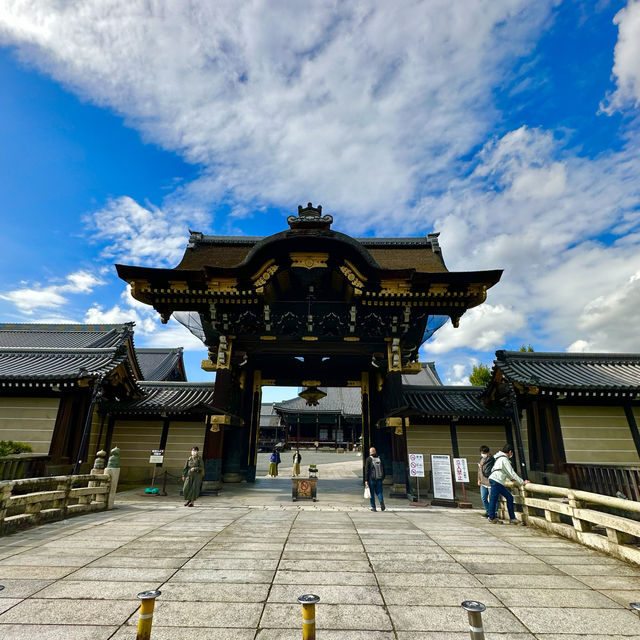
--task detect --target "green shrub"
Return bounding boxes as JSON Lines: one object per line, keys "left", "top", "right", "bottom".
{"left": 0, "top": 440, "right": 34, "bottom": 457}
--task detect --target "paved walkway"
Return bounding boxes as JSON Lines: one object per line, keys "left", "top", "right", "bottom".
{"left": 1, "top": 460, "right": 640, "bottom": 639}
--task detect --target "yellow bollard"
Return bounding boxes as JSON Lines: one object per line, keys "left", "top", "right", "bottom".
{"left": 136, "top": 589, "right": 161, "bottom": 640}
{"left": 298, "top": 593, "right": 320, "bottom": 640}
{"left": 461, "top": 600, "right": 486, "bottom": 640}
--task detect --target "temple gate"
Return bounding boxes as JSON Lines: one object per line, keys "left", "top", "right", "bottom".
{"left": 117, "top": 204, "right": 501, "bottom": 495}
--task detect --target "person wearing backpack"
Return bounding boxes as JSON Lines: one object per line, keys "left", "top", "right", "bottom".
{"left": 365, "top": 447, "right": 386, "bottom": 511}
{"left": 477, "top": 445, "right": 492, "bottom": 518}
{"left": 487, "top": 443, "right": 530, "bottom": 524}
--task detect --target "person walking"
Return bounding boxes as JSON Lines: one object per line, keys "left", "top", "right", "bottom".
{"left": 181, "top": 446, "right": 203, "bottom": 507}
{"left": 487, "top": 443, "right": 529, "bottom": 524}
{"left": 365, "top": 447, "right": 385, "bottom": 511}
{"left": 268, "top": 448, "right": 281, "bottom": 477}
{"left": 477, "top": 445, "right": 492, "bottom": 518}
{"left": 292, "top": 449, "right": 302, "bottom": 477}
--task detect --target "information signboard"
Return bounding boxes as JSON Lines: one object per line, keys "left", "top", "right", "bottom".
{"left": 453, "top": 457, "right": 469, "bottom": 483}
{"left": 408, "top": 453, "right": 425, "bottom": 477}
{"left": 431, "top": 454, "right": 454, "bottom": 500}
{"left": 149, "top": 449, "right": 164, "bottom": 464}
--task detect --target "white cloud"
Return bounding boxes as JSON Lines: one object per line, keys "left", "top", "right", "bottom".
{"left": 423, "top": 304, "right": 525, "bottom": 355}
{"left": 0, "top": 270, "right": 105, "bottom": 313}
{"left": 603, "top": 0, "right": 640, "bottom": 111}
{"left": 85, "top": 196, "right": 206, "bottom": 267}
{"left": 0, "top": 1, "right": 555, "bottom": 227}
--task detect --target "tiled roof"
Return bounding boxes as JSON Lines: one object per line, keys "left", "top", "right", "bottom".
{"left": 0, "top": 348, "right": 130, "bottom": 382}
{"left": 260, "top": 403, "right": 280, "bottom": 427}
{"left": 108, "top": 382, "right": 215, "bottom": 415}
{"left": 402, "top": 362, "right": 442, "bottom": 386}
{"left": 275, "top": 387, "right": 362, "bottom": 416}
{"left": 494, "top": 350, "right": 640, "bottom": 390}
{"left": 0, "top": 323, "right": 133, "bottom": 348}
{"left": 402, "top": 385, "right": 509, "bottom": 419}
{"left": 136, "top": 348, "right": 185, "bottom": 381}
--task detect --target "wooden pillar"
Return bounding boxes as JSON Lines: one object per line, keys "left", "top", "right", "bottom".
{"left": 361, "top": 372, "right": 371, "bottom": 484}
{"left": 390, "top": 418, "right": 409, "bottom": 497}
{"left": 245, "top": 370, "right": 262, "bottom": 483}
{"left": 203, "top": 417, "right": 224, "bottom": 489}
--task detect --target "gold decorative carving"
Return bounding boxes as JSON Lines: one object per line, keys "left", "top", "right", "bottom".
{"left": 252, "top": 261, "right": 278, "bottom": 289}
{"left": 290, "top": 252, "right": 329, "bottom": 269}
{"left": 130, "top": 279, "right": 150, "bottom": 296}
{"left": 209, "top": 414, "right": 232, "bottom": 426}
{"left": 344, "top": 260, "right": 367, "bottom": 283}
{"left": 259, "top": 335, "right": 277, "bottom": 340}
{"left": 201, "top": 359, "right": 216, "bottom": 372}
{"left": 380, "top": 279, "right": 411, "bottom": 294}
{"left": 344, "top": 336, "right": 360, "bottom": 342}
{"left": 387, "top": 338, "right": 402, "bottom": 372}
{"left": 402, "top": 361, "right": 423, "bottom": 375}
{"left": 428, "top": 283, "right": 449, "bottom": 296}
{"left": 216, "top": 336, "right": 233, "bottom": 370}
{"left": 253, "top": 370, "right": 262, "bottom": 393}
{"left": 262, "top": 379, "right": 276, "bottom": 386}
{"left": 302, "top": 380, "right": 322, "bottom": 387}
{"left": 168, "top": 280, "right": 189, "bottom": 293}
{"left": 339, "top": 265, "right": 365, "bottom": 290}
{"left": 346, "top": 380, "right": 361, "bottom": 387}
{"left": 361, "top": 372, "right": 370, "bottom": 396}
{"left": 301, "top": 336, "right": 318, "bottom": 341}
{"left": 207, "top": 278, "right": 238, "bottom": 293}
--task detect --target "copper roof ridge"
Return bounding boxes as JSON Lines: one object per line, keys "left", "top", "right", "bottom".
{"left": 498, "top": 350, "right": 640, "bottom": 360}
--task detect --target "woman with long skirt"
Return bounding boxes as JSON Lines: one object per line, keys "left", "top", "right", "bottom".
{"left": 182, "top": 446, "right": 203, "bottom": 507}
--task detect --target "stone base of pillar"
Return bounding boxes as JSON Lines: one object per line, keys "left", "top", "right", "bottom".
{"left": 202, "top": 480, "right": 222, "bottom": 492}
{"left": 390, "top": 483, "right": 407, "bottom": 498}
{"left": 245, "top": 465, "right": 256, "bottom": 483}
{"left": 104, "top": 467, "right": 120, "bottom": 509}
{"left": 223, "top": 472, "right": 244, "bottom": 483}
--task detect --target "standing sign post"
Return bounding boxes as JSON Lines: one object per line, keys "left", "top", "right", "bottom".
{"left": 453, "top": 457, "right": 472, "bottom": 508}
{"left": 408, "top": 453, "right": 425, "bottom": 502}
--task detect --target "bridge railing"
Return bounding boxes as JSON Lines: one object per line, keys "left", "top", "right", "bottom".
{"left": 498, "top": 482, "right": 640, "bottom": 565}
{"left": 0, "top": 473, "right": 112, "bottom": 536}
{"left": 565, "top": 462, "right": 640, "bottom": 501}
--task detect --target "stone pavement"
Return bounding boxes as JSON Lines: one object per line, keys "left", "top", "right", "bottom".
{"left": 2, "top": 462, "right": 640, "bottom": 639}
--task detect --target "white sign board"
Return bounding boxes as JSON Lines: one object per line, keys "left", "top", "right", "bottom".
{"left": 408, "top": 453, "right": 425, "bottom": 477}
{"left": 453, "top": 457, "right": 469, "bottom": 483}
{"left": 431, "top": 454, "right": 454, "bottom": 500}
{"left": 150, "top": 449, "right": 164, "bottom": 464}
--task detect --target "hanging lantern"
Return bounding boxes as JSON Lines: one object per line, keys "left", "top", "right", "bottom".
{"left": 298, "top": 386, "right": 327, "bottom": 406}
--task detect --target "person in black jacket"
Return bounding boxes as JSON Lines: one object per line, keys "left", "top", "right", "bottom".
{"left": 365, "top": 447, "right": 386, "bottom": 511}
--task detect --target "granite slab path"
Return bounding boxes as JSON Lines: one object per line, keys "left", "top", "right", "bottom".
{"left": 1, "top": 471, "right": 640, "bottom": 638}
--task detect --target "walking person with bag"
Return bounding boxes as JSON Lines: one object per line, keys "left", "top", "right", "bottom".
{"left": 365, "top": 447, "right": 386, "bottom": 511}
{"left": 487, "top": 443, "right": 529, "bottom": 524}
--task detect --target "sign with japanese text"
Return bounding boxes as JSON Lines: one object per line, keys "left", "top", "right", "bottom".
{"left": 431, "top": 454, "right": 454, "bottom": 500}
{"left": 453, "top": 457, "right": 469, "bottom": 483}
{"left": 408, "top": 453, "right": 425, "bottom": 477}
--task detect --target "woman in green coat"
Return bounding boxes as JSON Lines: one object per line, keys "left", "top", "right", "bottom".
{"left": 182, "top": 446, "right": 203, "bottom": 507}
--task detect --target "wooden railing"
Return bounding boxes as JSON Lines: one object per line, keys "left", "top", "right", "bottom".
{"left": 565, "top": 463, "right": 640, "bottom": 501}
{"left": 0, "top": 454, "right": 50, "bottom": 480}
{"left": 498, "top": 482, "right": 640, "bottom": 565}
{"left": 0, "top": 473, "right": 111, "bottom": 536}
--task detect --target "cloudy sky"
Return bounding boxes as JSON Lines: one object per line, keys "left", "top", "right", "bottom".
{"left": 1, "top": 1, "right": 639, "bottom": 399}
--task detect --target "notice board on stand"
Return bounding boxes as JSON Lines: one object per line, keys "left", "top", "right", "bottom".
{"left": 430, "top": 454, "right": 456, "bottom": 507}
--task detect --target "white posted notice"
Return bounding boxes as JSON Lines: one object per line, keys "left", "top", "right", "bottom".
{"left": 453, "top": 457, "right": 469, "bottom": 483}
{"left": 408, "top": 453, "right": 424, "bottom": 477}
{"left": 431, "top": 454, "right": 454, "bottom": 500}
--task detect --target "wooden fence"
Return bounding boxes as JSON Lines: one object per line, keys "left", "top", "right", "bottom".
{"left": 498, "top": 482, "right": 640, "bottom": 566}
{"left": 565, "top": 463, "right": 640, "bottom": 501}
{"left": 0, "top": 473, "right": 111, "bottom": 535}
{"left": 0, "top": 454, "right": 50, "bottom": 480}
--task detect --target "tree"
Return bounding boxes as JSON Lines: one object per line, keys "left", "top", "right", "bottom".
{"left": 520, "top": 344, "right": 534, "bottom": 352}
{"left": 469, "top": 363, "right": 491, "bottom": 386}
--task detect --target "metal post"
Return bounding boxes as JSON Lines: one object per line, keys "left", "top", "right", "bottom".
{"left": 136, "top": 589, "right": 161, "bottom": 640}
{"left": 461, "top": 600, "right": 486, "bottom": 640}
{"left": 298, "top": 594, "right": 320, "bottom": 640}
{"left": 631, "top": 602, "right": 640, "bottom": 618}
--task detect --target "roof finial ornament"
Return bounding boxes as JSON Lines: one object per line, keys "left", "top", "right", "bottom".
{"left": 288, "top": 202, "right": 333, "bottom": 230}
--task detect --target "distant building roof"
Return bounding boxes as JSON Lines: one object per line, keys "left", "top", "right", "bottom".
{"left": 494, "top": 350, "right": 640, "bottom": 391}
{"left": 107, "top": 382, "right": 215, "bottom": 415}
{"left": 402, "top": 385, "right": 510, "bottom": 420}
{"left": 0, "top": 323, "right": 133, "bottom": 349}
{"left": 275, "top": 387, "right": 362, "bottom": 416}
{"left": 402, "top": 362, "right": 442, "bottom": 386}
{"left": 136, "top": 348, "right": 186, "bottom": 381}
{"left": 260, "top": 403, "right": 280, "bottom": 427}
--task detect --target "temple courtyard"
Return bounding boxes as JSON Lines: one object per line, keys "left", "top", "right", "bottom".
{"left": 1, "top": 458, "right": 640, "bottom": 639}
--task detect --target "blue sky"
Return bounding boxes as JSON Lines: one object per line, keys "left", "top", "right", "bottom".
{"left": 1, "top": 1, "right": 640, "bottom": 401}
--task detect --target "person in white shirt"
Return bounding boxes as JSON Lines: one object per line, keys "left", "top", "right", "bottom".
{"left": 487, "top": 443, "right": 529, "bottom": 524}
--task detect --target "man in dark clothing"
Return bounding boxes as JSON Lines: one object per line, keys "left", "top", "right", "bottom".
{"left": 365, "top": 447, "right": 385, "bottom": 511}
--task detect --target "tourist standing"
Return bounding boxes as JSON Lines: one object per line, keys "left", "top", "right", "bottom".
{"left": 365, "top": 447, "right": 386, "bottom": 511}
{"left": 487, "top": 443, "right": 529, "bottom": 524}
{"left": 269, "top": 448, "right": 281, "bottom": 477}
{"left": 292, "top": 449, "right": 302, "bottom": 476}
{"left": 181, "top": 446, "right": 203, "bottom": 507}
{"left": 477, "top": 445, "right": 492, "bottom": 518}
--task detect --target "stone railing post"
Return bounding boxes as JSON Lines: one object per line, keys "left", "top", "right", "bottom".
{"left": 55, "top": 476, "right": 72, "bottom": 519}
{"left": 90, "top": 450, "right": 108, "bottom": 505}
{"left": 568, "top": 490, "right": 590, "bottom": 533}
{"left": 104, "top": 447, "right": 120, "bottom": 510}
{"left": 0, "top": 481, "right": 14, "bottom": 534}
